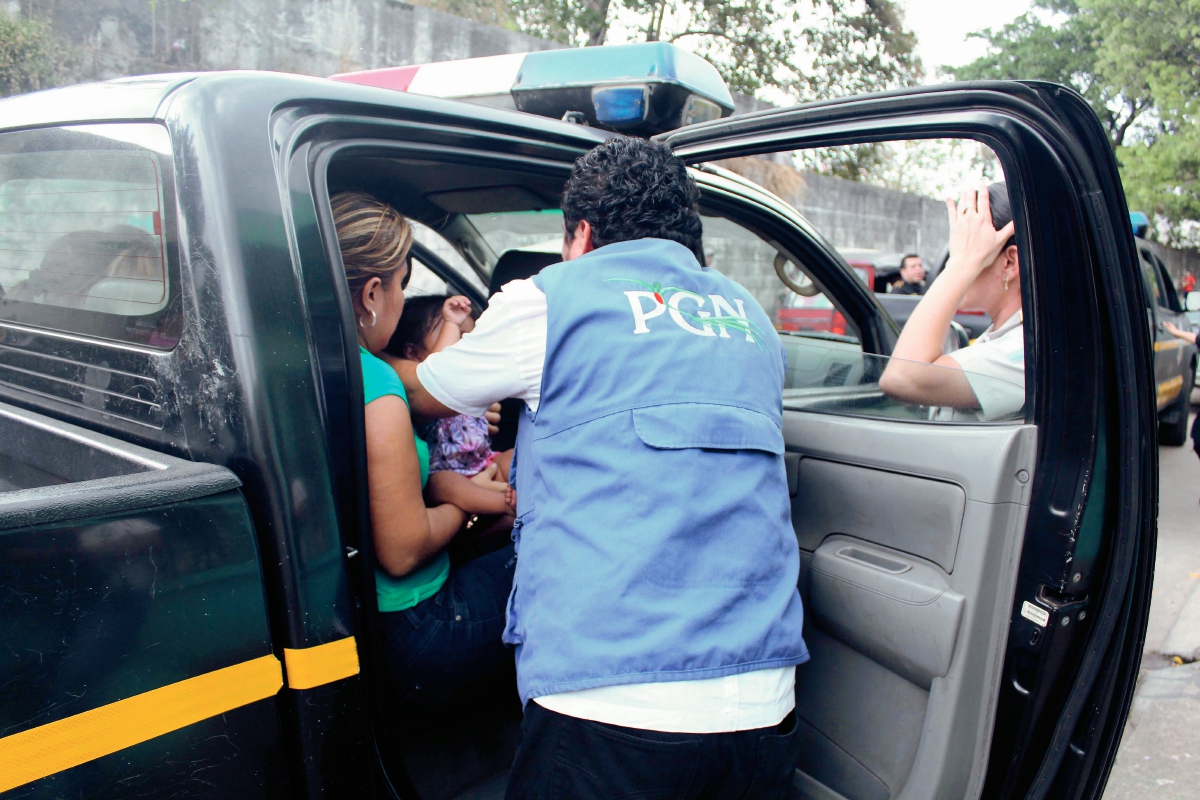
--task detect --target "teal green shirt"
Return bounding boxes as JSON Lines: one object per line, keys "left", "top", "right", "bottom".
{"left": 360, "top": 347, "right": 449, "bottom": 612}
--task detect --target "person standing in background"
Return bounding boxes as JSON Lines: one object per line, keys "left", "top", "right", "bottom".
{"left": 889, "top": 253, "right": 926, "bottom": 295}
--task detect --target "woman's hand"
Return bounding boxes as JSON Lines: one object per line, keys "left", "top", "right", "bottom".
{"left": 442, "top": 296, "right": 473, "bottom": 327}
{"left": 944, "top": 186, "right": 1016, "bottom": 281}
{"left": 469, "top": 463, "right": 510, "bottom": 493}
{"left": 485, "top": 402, "right": 502, "bottom": 435}
{"left": 1164, "top": 320, "right": 1199, "bottom": 344}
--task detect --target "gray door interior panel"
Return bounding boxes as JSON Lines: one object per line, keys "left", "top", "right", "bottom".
{"left": 786, "top": 411, "right": 1036, "bottom": 800}
{"left": 794, "top": 459, "right": 966, "bottom": 570}
{"left": 810, "top": 537, "right": 965, "bottom": 689}
{"left": 796, "top": 627, "right": 928, "bottom": 800}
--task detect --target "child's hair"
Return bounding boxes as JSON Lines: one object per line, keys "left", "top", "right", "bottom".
{"left": 384, "top": 294, "right": 449, "bottom": 360}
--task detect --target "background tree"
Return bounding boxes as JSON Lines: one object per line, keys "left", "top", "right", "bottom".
{"left": 508, "top": 0, "right": 923, "bottom": 99}
{"left": 948, "top": 0, "right": 1200, "bottom": 246}
{"left": 947, "top": 0, "right": 1150, "bottom": 149}
{"left": 1085, "top": 0, "right": 1200, "bottom": 245}
{"left": 0, "top": 14, "right": 76, "bottom": 98}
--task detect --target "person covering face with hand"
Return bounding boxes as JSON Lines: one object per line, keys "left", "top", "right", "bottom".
{"left": 880, "top": 182, "right": 1025, "bottom": 421}
{"left": 400, "top": 138, "right": 808, "bottom": 800}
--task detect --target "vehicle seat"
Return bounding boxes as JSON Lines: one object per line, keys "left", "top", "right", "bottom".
{"left": 488, "top": 249, "right": 560, "bottom": 298}
{"left": 489, "top": 249, "right": 559, "bottom": 452}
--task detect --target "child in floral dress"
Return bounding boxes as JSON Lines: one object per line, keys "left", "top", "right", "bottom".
{"left": 382, "top": 294, "right": 514, "bottom": 516}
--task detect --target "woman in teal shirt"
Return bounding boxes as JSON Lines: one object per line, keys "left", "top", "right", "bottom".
{"left": 333, "top": 191, "right": 515, "bottom": 710}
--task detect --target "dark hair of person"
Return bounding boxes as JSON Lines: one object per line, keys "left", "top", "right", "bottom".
{"left": 900, "top": 253, "right": 921, "bottom": 270}
{"left": 561, "top": 138, "right": 704, "bottom": 261}
{"left": 384, "top": 294, "right": 447, "bottom": 360}
{"left": 987, "top": 182, "right": 1017, "bottom": 251}
{"left": 330, "top": 191, "right": 414, "bottom": 298}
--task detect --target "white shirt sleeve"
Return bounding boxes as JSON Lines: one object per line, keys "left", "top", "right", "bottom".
{"left": 416, "top": 278, "right": 547, "bottom": 417}
{"left": 946, "top": 323, "right": 1026, "bottom": 421}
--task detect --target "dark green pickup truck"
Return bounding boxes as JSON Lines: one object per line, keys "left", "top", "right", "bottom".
{"left": 0, "top": 52, "right": 1161, "bottom": 800}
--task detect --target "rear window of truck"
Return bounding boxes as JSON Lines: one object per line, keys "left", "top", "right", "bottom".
{"left": 0, "top": 124, "right": 181, "bottom": 349}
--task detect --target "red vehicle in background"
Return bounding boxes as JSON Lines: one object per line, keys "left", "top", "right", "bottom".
{"left": 776, "top": 263, "right": 873, "bottom": 335}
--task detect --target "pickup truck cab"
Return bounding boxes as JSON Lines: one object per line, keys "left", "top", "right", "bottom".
{"left": 1129, "top": 214, "right": 1198, "bottom": 445}
{"left": 0, "top": 46, "right": 1159, "bottom": 800}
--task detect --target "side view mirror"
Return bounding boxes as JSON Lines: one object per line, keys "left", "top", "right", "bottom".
{"left": 1187, "top": 291, "right": 1200, "bottom": 312}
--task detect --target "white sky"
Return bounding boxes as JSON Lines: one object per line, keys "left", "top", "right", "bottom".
{"left": 901, "top": 0, "right": 1034, "bottom": 79}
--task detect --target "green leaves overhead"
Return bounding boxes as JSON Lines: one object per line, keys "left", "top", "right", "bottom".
{"left": 950, "top": 0, "right": 1200, "bottom": 246}
{"left": 505, "top": 0, "right": 923, "bottom": 100}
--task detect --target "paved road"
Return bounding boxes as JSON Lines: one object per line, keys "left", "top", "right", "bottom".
{"left": 1104, "top": 403, "right": 1200, "bottom": 799}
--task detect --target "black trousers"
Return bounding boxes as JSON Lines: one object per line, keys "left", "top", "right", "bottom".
{"left": 505, "top": 701, "right": 801, "bottom": 800}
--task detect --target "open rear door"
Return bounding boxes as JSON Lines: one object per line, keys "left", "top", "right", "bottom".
{"left": 662, "top": 81, "right": 1157, "bottom": 800}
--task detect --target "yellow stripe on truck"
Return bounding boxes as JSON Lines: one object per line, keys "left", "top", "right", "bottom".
{"left": 283, "top": 636, "right": 360, "bottom": 690}
{"left": 1158, "top": 375, "right": 1185, "bottom": 407}
{"left": 0, "top": 654, "right": 282, "bottom": 793}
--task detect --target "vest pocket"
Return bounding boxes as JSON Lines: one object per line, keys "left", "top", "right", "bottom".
{"left": 632, "top": 403, "right": 784, "bottom": 454}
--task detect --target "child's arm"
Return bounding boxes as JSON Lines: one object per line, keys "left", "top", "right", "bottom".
{"left": 427, "top": 296, "right": 474, "bottom": 355}
{"left": 426, "top": 470, "right": 516, "bottom": 515}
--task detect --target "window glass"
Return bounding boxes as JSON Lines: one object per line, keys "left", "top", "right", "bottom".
{"left": 406, "top": 255, "right": 449, "bottom": 297}
{"left": 0, "top": 124, "right": 180, "bottom": 349}
{"left": 1140, "top": 252, "right": 1165, "bottom": 308}
{"left": 411, "top": 221, "right": 487, "bottom": 296}
{"left": 702, "top": 213, "right": 859, "bottom": 343}
{"left": 467, "top": 209, "right": 565, "bottom": 278}
{"left": 1151, "top": 254, "right": 1179, "bottom": 310}
{"left": 704, "top": 138, "right": 1025, "bottom": 424}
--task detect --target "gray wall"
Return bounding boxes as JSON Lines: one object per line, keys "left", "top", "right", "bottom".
{"left": 795, "top": 172, "right": 950, "bottom": 264}
{"left": 20, "top": 0, "right": 561, "bottom": 81}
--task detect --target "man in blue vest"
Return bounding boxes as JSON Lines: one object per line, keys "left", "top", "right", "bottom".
{"left": 409, "top": 138, "right": 808, "bottom": 798}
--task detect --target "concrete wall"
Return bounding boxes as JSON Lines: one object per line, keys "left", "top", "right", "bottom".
{"left": 795, "top": 172, "right": 950, "bottom": 262}
{"left": 21, "top": 0, "right": 561, "bottom": 81}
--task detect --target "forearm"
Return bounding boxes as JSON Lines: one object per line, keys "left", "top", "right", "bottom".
{"left": 426, "top": 471, "right": 513, "bottom": 515}
{"left": 376, "top": 502, "right": 464, "bottom": 577}
{"left": 429, "top": 321, "right": 462, "bottom": 355}
{"left": 890, "top": 263, "right": 973, "bottom": 365}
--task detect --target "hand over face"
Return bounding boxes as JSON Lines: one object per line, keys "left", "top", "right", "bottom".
{"left": 945, "top": 186, "right": 1016, "bottom": 279}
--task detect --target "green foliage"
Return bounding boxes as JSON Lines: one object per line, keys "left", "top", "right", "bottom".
{"left": 1085, "top": 0, "right": 1200, "bottom": 123}
{"left": 507, "top": 0, "right": 923, "bottom": 100}
{"left": 947, "top": 1, "right": 1150, "bottom": 148}
{"left": 948, "top": 0, "right": 1200, "bottom": 243}
{"left": 0, "top": 14, "right": 75, "bottom": 98}
{"left": 1120, "top": 128, "right": 1200, "bottom": 247}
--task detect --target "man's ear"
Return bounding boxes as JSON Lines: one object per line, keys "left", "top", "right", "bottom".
{"left": 562, "top": 220, "right": 595, "bottom": 262}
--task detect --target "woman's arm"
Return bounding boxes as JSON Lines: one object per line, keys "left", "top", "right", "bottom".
{"left": 880, "top": 189, "right": 1015, "bottom": 407}
{"left": 364, "top": 395, "right": 465, "bottom": 576}
{"left": 1164, "top": 321, "right": 1198, "bottom": 345}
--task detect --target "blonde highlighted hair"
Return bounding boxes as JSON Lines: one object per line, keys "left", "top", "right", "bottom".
{"left": 330, "top": 192, "right": 414, "bottom": 297}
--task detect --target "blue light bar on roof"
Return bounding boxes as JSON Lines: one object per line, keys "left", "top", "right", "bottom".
{"left": 512, "top": 42, "right": 734, "bottom": 135}
{"left": 330, "top": 42, "right": 735, "bottom": 136}
{"left": 1130, "top": 210, "right": 1149, "bottom": 238}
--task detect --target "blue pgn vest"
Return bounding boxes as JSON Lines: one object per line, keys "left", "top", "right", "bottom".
{"left": 504, "top": 237, "right": 808, "bottom": 704}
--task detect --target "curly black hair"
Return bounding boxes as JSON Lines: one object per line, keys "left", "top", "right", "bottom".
{"left": 384, "top": 294, "right": 448, "bottom": 360}
{"left": 561, "top": 137, "right": 704, "bottom": 261}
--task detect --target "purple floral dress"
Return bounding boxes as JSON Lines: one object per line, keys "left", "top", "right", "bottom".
{"left": 418, "top": 414, "right": 495, "bottom": 476}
